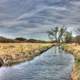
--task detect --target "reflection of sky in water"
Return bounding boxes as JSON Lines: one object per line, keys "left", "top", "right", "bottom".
{"left": 0, "top": 47, "right": 74, "bottom": 80}
{"left": 0, "top": 0, "right": 79, "bottom": 39}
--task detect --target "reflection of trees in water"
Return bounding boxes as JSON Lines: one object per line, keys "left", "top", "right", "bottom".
{"left": 53, "top": 46, "right": 64, "bottom": 55}
{"left": 58, "top": 46, "right": 64, "bottom": 54}
{"left": 58, "top": 46, "right": 66, "bottom": 64}
{"left": 51, "top": 46, "right": 65, "bottom": 65}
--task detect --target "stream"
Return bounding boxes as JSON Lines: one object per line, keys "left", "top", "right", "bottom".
{"left": 0, "top": 46, "right": 74, "bottom": 80}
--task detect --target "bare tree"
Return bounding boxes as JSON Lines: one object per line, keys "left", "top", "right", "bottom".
{"left": 47, "top": 27, "right": 58, "bottom": 41}
{"left": 58, "top": 26, "right": 67, "bottom": 42}
{"left": 64, "top": 31, "right": 72, "bottom": 43}
{"left": 47, "top": 26, "right": 67, "bottom": 43}
{"left": 77, "top": 27, "right": 80, "bottom": 34}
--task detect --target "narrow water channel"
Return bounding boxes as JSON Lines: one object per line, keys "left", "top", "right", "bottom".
{"left": 0, "top": 46, "right": 74, "bottom": 80}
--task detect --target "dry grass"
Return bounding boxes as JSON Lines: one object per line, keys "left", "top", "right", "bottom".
{"left": 63, "top": 43, "right": 80, "bottom": 60}
{"left": 0, "top": 43, "right": 52, "bottom": 55}
{"left": 0, "top": 43, "right": 53, "bottom": 66}
{"left": 63, "top": 43, "right": 80, "bottom": 80}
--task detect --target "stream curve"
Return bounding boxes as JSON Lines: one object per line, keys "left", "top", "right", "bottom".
{"left": 0, "top": 46, "right": 74, "bottom": 80}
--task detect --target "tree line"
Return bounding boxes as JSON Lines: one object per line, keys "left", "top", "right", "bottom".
{"left": 47, "top": 26, "right": 80, "bottom": 44}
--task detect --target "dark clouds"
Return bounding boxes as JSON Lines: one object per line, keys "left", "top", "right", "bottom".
{"left": 0, "top": 0, "right": 80, "bottom": 39}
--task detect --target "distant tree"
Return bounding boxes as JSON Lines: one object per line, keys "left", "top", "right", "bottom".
{"left": 47, "top": 27, "right": 58, "bottom": 41}
{"left": 77, "top": 27, "right": 80, "bottom": 34}
{"left": 74, "top": 35, "right": 80, "bottom": 44}
{"left": 58, "top": 26, "right": 66, "bottom": 42}
{"left": 64, "top": 32, "right": 72, "bottom": 43}
{"left": 15, "top": 37, "right": 27, "bottom": 41}
{"left": 47, "top": 26, "right": 67, "bottom": 43}
{"left": 74, "top": 27, "right": 80, "bottom": 44}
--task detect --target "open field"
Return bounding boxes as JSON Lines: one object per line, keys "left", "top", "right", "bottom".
{"left": 62, "top": 43, "right": 80, "bottom": 80}
{"left": 0, "top": 43, "right": 53, "bottom": 66}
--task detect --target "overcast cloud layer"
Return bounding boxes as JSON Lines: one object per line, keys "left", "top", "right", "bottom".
{"left": 0, "top": 0, "right": 80, "bottom": 39}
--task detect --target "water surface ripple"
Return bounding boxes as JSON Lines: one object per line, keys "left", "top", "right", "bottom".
{"left": 0, "top": 47, "right": 74, "bottom": 80}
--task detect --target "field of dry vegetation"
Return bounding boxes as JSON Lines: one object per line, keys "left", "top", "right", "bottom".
{"left": 62, "top": 43, "right": 80, "bottom": 80}
{"left": 0, "top": 43, "right": 53, "bottom": 66}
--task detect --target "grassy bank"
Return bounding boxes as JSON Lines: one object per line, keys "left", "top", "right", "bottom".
{"left": 0, "top": 43, "right": 53, "bottom": 66}
{"left": 62, "top": 43, "right": 80, "bottom": 80}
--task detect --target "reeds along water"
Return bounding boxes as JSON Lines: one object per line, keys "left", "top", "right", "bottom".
{"left": 0, "top": 43, "right": 53, "bottom": 66}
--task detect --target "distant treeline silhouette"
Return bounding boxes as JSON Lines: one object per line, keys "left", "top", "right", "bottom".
{"left": 0, "top": 36, "right": 54, "bottom": 43}
{"left": 0, "top": 35, "right": 79, "bottom": 44}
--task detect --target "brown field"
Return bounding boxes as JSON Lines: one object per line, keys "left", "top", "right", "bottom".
{"left": 63, "top": 43, "right": 80, "bottom": 80}
{"left": 0, "top": 43, "right": 52, "bottom": 55}
{"left": 0, "top": 43, "right": 53, "bottom": 66}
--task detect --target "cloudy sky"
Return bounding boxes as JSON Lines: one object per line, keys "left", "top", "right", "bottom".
{"left": 0, "top": 0, "right": 80, "bottom": 40}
